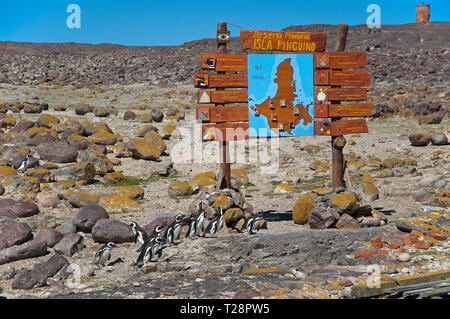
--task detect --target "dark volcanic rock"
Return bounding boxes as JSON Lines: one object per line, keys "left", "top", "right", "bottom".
{"left": 0, "top": 239, "right": 47, "bottom": 266}
{"left": 0, "top": 198, "right": 40, "bottom": 218}
{"left": 308, "top": 206, "right": 337, "bottom": 229}
{"left": 35, "top": 227, "right": 63, "bottom": 248}
{"left": 37, "top": 141, "right": 78, "bottom": 163}
{"left": 408, "top": 133, "right": 430, "bottom": 147}
{"left": 0, "top": 221, "right": 33, "bottom": 250}
{"left": 92, "top": 218, "right": 134, "bottom": 243}
{"left": 11, "top": 254, "right": 68, "bottom": 290}
{"left": 53, "top": 233, "right": 84, "bottom": 257}
{"left": 73, "top": 204, "right": 109, "bottom": 232}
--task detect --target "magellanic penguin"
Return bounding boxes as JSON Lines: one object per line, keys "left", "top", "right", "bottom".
{"left": 136, "top": 235, "right": 163, "bottom": 267}
{"left": 164, "top": 213, "right": 185, "bottom": 245}
{"left": 202, "top": 207, "right": 224, "bottom": 237}
{"left": 241, "top": 213, "right": 257, "bottom": 235}
{"left": 130, "top": 222, "right": 148, "bottom": 252}
{"left": 252, "top": 210, "right": 264, "bottom": 232}
{"left": 194, "top": 202, "right": 206, "bottom": 237}
{"left": 92, "top": 242, "right": 116, "bottom": 268}
{"left": 185, "top": 217, "right": 197, "bottom": 239}
{"left": 17, "top": 154, "right": 32, "bottom": 173}
{"left": 149, "top": 224, "right": 163, "bottom": 239}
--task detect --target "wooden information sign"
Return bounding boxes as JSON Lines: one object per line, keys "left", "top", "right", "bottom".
{"left": 194, "top": 23, "right": 372, "bottom": 190}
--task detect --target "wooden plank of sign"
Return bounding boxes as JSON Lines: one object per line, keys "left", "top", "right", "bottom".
{"left": 200, "top": 53, "right": 247, "bottom": 72}
{"left": 196, "top": 105, "right": 249, "bottom": 123}
{"left": 329, "top": 103, "right": 373, "bottom": 117}
{"left": 314, "top": 119, "right": 369, "bottom": 136}
{"left": 314, "top": 87, "right": 367, "bottom": 102}
{"left": 194, "top": 72, "right": 248, "bottom": 88}
{"left": 198, "top": 90, "right": 248, "bottom": 104}
{"left": 314, "top": 70, "right": 371, "bottom": 87}
{"left": 202, "top": 123, "right": 250, "bottom": 141}
{"left": 314, "top": 104, "right": 329, "bottom": 118}
{"left": 240, "top": 30, "right": 327, "bottom": 52}
{"left": 315, "top": 52, "right": 367, "bottom": 69}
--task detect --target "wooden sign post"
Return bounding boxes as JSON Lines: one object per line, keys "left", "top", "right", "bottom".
{"left": 194, "top": 23, "right": 371, "bottom": 191}
{"left": 217, "top": 22, "right": 231, "bottom": 189}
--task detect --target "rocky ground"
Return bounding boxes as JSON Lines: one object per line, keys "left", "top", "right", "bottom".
{"left": 0, "top": 22, "right": 449, "bottom": 299}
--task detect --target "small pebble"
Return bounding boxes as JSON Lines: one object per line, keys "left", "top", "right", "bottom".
{"left": 401, "top": 267, "right": 410, "bottom": 274}
{"left": 398, "top": 253, "right": 411, "bottom": 262}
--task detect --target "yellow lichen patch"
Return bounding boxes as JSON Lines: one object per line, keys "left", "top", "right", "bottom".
{"left": 331, "top": 192, "right": 359, "bottom": 210}
{"left": 310, "top": 160, "right": 331, "bottom": 172}
{"left": 99, "top": 195, "right": 141, "bottom": 212}
{"left": 382, "top": 158, "right": 417, "bottom": 168}
{"left": 214, "top": 195, "right": 232, "bottom": 208}
{"left": 230, "top": 169, "right": 249, "bottom": 185}
{"left": 361, "top": 172, "right": 379, "bottom": 200}
{"left": 313, "top": 187, "right": 333, "bottom": 196}
{"left": 112, "top": 186, "right": 144, "bottom": 200}
{"left": 243, "top": 268, "right": 280, "bottom": 274}
{"left": 189, "top": 172, "right": 216, "bottom": 190}
{"left": 168, "top": 181, "right": 193, "bottom": 197}
{"left": 273, "top": 183, "right": 296, "bottom": 194}
{"left": 292, "top": 193, "right": 315, "bottom": 225}
{"left": 0, "top": 166, "right": 18, "bottom": 178}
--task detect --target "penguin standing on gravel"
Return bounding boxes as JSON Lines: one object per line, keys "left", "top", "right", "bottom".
{"left": 17, "top": 154, "right": 33, "bottom": 173}
{"left": 252, "top": 210, "right": 264, "bottom": 232}
{"left": 92, "top": 242, "right": 116, "bottom": 268}
{"left": 185, "top": 217, "right": 197, "bottom": 239}
{"left": 202, "top": 207, "right": 224, "bottom": 237}
{"left": 241, "top": 212, "right": 258, "bottom": 235}
{"left": 136, "top": 235, "right": 163, "bottom": 267}
{"left": 164, "top": 213, "right": 185, "bottom": 245}
{"left": 194, "top": 202, "right": 206, "bottom": 237}
{"left": 130, "top": 222, "right": 148, "bottom": 252}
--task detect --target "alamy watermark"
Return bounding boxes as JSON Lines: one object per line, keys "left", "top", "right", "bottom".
{"left": 366, "top": 4, "right": 381, "bottom": 29}
{"left": 66, "top": 4, "right": 81, "bottom": 29}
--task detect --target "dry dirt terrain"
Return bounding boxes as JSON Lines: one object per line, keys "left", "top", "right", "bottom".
{"left": 0, "top": 22, "right": 448, "bottom": 299}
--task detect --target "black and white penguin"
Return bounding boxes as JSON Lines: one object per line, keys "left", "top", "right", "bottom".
{"left": 17, "top": 154, "right": 33, "bottom": 173}
{"left": 136, "top": 235, "right": 163, "bottom": 267}
{"left": 92, "top": 242, "right": 116, "bottom": 268}
{"left": 194, "top": 203, "right": 206, "bottom": 237}
{"left": 148, "top": 224, "right": 163, "bottom": 239}
{"left": 252, "top": 210, "right": 264, "bottom": 232}
{"left": 202, "top": 207, "right": 224, "bottom": 237}
{"left": 129, "top": 222, "right": 148, "bottom": 247}
{"left": 185, "top": 218, "right": 197, "bottom": 239}
{"left": 164, "top": 213, "right": 185, "bottom": 245}
{"left": 241, "top": 214, "right": 256, "bottom": 235}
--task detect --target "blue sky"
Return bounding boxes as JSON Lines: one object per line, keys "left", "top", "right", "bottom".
{"left": 1, "top": 0, "right": 449, "bottom": 46}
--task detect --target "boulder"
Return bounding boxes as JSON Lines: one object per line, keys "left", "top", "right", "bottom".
{"left": 189, "top": 172, "right": 217, "bottom": 192}
{"left": 335, "top": 213, "right": 361, "bottom": 229}
{"left": 112, "top": 186, "right": 144, "bottom": 200}
{"left": 27, "top": 128, "right": 59, "bottom": 146}
{"left": 143, "top": 217, "right": 173, "bottom": 236}
{"left": 144, "top": 131, "right": 167, "bottom": 153}
{"left": 168, "top": 181, "right": 193, "bottom": 197}
{"left": 37, "top": 114, "right": 59, "bottom": 128}
{"left": 37, "top": 141, "right": 78, "bottom": 163}
{"left": 34, "top": 227, "right": 63, "bottom": 248}
{"left": 408, "top": 133, "right": 430, "bottom": 147}
{"left": 25, "top": 168, "right": 54, "bottom": 183}
{"left": 98, "top": 195, "right": 141, "bottom": 212}
{"left": 292, "top": 193, "right": 315, "bottom": 225}
{"left": 230, "top": 169, "right": 249, "bottom": 186}
{"left": 67, "top": 191, "right": 102, "bottom": 208}
{"left": 150, "top": 109, "right": 164, "bottom": 122}
{"left": 127, "top": 138, "right": 161, "bottom": 161}
{"left": 88, "top": 131, "right": 118, "bottom": 145}
{"left": 331, "top": 192, "right": 360, "bottom": 215}
{"left": 93, "top": 106, "right": 110, "bottom": 117}
{"left": 360, "top": 173, "right": 379, "bottom": 202}
{"left": 160, "top": 123, "right": 180, "bottom": 139}
{"left": 75, "top": 103, "right": 91, "bottom": 115}
{"left": 430, "top": 133, "right": 448, "bottom": 146}
{"left": 123, "top": 110, "right": 136, "bottom": 121}
{"left": 3, "top": 175, "right": 41, "bottom": 194}
{"left": 53, "top": 161, "right": 96, "bottom": 183}
{"left": 224, "top": 208, "right": 245, "bottom": 228}
{"left": 73, "top": 204, "right": 109, "bottom": 232}
{"left": 0, "top": 239, "right": 48, "bottom": 266}
{"left": 11, "top": 254, "right": 68, "bottom": 290}
{"left": 53, "top": 233, "right": 84, "bottom": 257}
{"left": 307, "top": 206, "right": 338, "bottom": 229}
{"left": 0, "top": 221, "right": 33, "bottom": 250}
{"left": 139, "top": 113, "right": 153, "bottom": 123}
{"left": 103, "top": 171, "right": 126, "bottom": 184}
{"left": 135, "top": 124, "right": 158, "bottom": 137}
{"left": 56, "top": 220, "right": 77, "bottom": 236}
{"left": 213, "top": 194, "right": 235, "bottom": 211}
{"left": 92, "top": 218, "right": 134, "bottom": 243}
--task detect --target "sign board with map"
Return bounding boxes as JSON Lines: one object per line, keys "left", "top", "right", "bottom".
{"left": 194, "top": 29, "right": 372, "bottom": 142}
{"left": 248, "top": 54, "right": 314, "bottom": 137}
